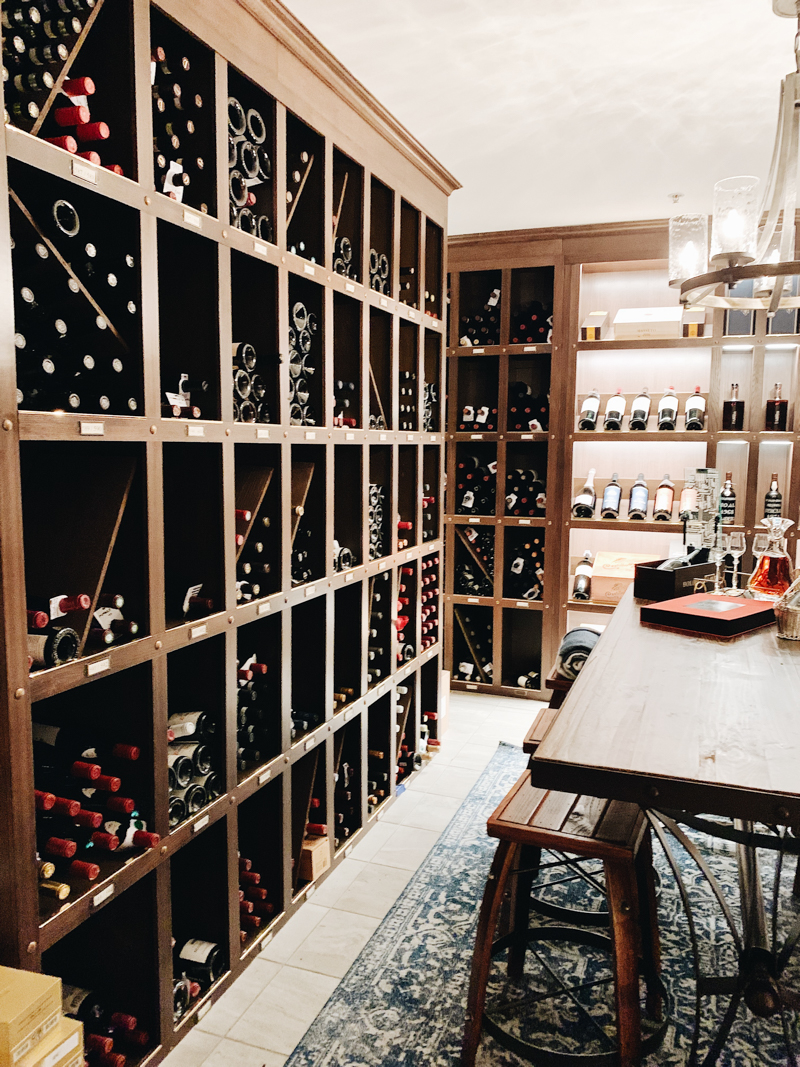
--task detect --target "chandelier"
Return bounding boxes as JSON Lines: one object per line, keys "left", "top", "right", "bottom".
{"left": 669, "top": 0, "right": 800, "bottom": 315}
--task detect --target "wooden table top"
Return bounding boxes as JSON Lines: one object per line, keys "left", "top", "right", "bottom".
{"left": 530, "top": 589, "right": 800, "bottom": 825}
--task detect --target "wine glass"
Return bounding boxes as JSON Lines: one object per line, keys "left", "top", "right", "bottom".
{"left": 723, "top": 531, "right": 746, "bottom": 595}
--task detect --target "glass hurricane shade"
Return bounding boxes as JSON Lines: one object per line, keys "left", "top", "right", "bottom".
{"left": 668, "top": 214, "right": 708, "bottom": 284}
{"left": 710, "top": 175, "right": 759, "bottom": 264}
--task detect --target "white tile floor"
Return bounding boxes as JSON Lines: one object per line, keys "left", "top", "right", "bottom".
{"left": 163, "top": 691, "right": 545, "bottom": 1067}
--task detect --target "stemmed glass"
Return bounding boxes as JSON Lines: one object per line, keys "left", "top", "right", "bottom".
{"left": 723, "top": 531, "right": 746, "bottom": 595}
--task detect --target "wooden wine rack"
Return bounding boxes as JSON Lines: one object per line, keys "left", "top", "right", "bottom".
{"left": 445, "top": 221, "right": 800, "bottom": 698}
{"left": 0, "top": 0, "right": 457, "bottom": 1060}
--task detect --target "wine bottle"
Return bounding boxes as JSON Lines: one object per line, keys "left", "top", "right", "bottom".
{"left": 629, "top": 388, "right": 650, "bottom": 431}
{"left": 28, "top": 627, "right": 80, "bottom": 668}
{"left": 684, "top": 387, "right": 706, "bottom": 431}
{"left": 602, "top": 390, "right": 626, "bottom": 431}
{"left": 719, "top": 472, "right": 736, "bottom": 525}
{"left": 678, "top": 479, "right": 698, "bottom": 521}
{"left": 571, "top": 468, "right": 596, "bottom": 518}
{"left": 175, "top": 940, "right": 224, "bottom": 988}
{"left": 628, "top": 473, "right": 649, "bottom": 520}
{"left": 765, "top": 473, "right": 783, "bottom": 517}
{"left": 168, "top": 741, "right": 212, "bottom": 777}
{"left": 652, "top": 474, "right": 674, "bottom": 521}
{"left": 168, "top": 711, "right": 215, "bottom": 740}
{"left": 765, "top": 382, "right": 788, "bottom": 431}
{"left": 657, "top": 387, "right": 678, "bottom": 431}
{"left": 656, "top": 546, "right": 711, "bottom": 571}
{"left": 31, "top": 724, "right": 139, "bottom": 764}
{"left": 722, "top": 383, "right": 745, "bottom": 431}
{"left": 600, "top": 473, "right": 622, "bottom": 519}
{"left": 572, "top": 552, "right": 593, "bottom": 601}
{"left": 578, "top": 389, "right": 600, "bottom": 430}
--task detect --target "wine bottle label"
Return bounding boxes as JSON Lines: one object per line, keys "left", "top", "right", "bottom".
{"left": 31, "top": 722, "right": 60, "bottom": 747}
{"left": 654, "top": 488, "right": 673, "bottom": 514}
{"left": 62, "top": 984, "right": 93, "bottom": 1015}
{"left": 720, "top": 497, "right": 736, "bottom": 521}
{"left": 179, "top": 939, "right": 218, "bottom": 964}
{"left": 461, "top": 491, "right": 475, "bottom": 508}
{"left": 601, "top": 486, "right": 621, "bottom": 513}
{"left": 573, "top": 491, "right": 593, "bottom": 507}
{"left": 630, "top": 486, "right": 649, "bottom": 512}
{"left": 458, "top": 661, "right": 474, "bottom": 678}
{"left": 484, "top": 662, "right": 493, "bottom": 676}
{"left": 605, "top": 397, "right": 625, "bottom": 418}
{"left": 765, "top": 497, "right": 782, "bottom": 516}
{"left": 475, "top": 406, "right": 489, "bottom": 423}
{"left": 487, "top": 288, "right": 500, "bottom": 307}
{"left": 510, "top": 557, "right": 525, "bottom": 574}
{"left": 579, "top": 397, "right": 599, "bottom": 417}
{"left": 630, "top": 407, "right": 648, "bottom": 424}
{"left": 686, "top": 406, "right": 704, "bottom": 426}
{"left": 659, "top": 399, "right": 678, "bottom": 419}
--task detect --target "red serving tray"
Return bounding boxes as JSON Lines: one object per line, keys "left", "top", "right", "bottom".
{"left": 640, "top": 592, "right": 775, "bottom": 638}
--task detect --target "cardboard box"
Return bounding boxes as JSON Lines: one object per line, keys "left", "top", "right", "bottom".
{"left": 16, "top": 1019, "right": 82, "bottom": 1067}
{"left": 580, "top": 311, "right": 608, "bottom": 341}
{"left": 592, "top": 551, "right": 656, "bottom": 604}
{"left": 633, "top": 558, "right": 717, "bottom": 602}
{"left": 681, "top": 306, "right": 707, "bottom": 337}
{"left": 298, "top": 835, "right": 331, "bottom": 882}
{"left": 0, "top": 968, "right": 61, "bottom": 1067}
{"left": 612, "top": 306, "right": 682, "bottom": 340}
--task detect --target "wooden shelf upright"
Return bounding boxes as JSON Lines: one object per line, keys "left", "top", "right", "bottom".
{"left": 0, "top": 1, "right": 458, "bottom": 1062}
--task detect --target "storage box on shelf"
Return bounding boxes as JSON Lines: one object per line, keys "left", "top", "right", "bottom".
{"left": 446, "top": 221, "right": 800, "bottom": 688}
{"left": 0, "top": 1, "right": 455, "bottom": 1061}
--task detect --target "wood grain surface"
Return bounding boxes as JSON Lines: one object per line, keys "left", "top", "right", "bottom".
{"left": 533, "top": 589, "right": 800, "bottom": 804}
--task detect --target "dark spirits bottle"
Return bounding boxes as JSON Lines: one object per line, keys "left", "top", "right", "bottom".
{"left": 722, "top": 383, "right": 744, "bottom": 431}
{"left": 765, "top": 382, "right": 788, "bottom": 431}
{"left": 719, "top": 472, "right": 736, "bottom": 525}
{"left": 764, "top": 473, "right": 783, "bottom": 517}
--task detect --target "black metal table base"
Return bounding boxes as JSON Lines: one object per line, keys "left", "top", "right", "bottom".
{"left": 649, "top": 809, "right": 800, "bottom": 1067}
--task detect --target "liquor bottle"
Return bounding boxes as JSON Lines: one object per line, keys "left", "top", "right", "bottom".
{"left": 629, "top": 388, "right": 650, "bottom": 431}
{"left": 719, "top": 472, "right": 736, "bottom": 525}
{"left": 577, "top": 390, "right": 600, "bottom": 430}
{"left": 628, "top": 473, "right": 649, "bottom": 520}
{"left": 765, "top": 382, "right": 788, "bottom": 431}
{"left": 572, "top": 552, "right": 593, "bottom": 601}
{"left": 602, "top": 390, "right": 626, "bottom": 431}
{"left": 657, "top": 387, "right": 679, "bottom": 431}
{"left": 722, "top": 383, "right": 745, "bottom": 431}
{"left": 678, "top": 479, "right": 698, "bottom": 521}
{"left": 684, "top": 387, "right": 706, "bottom": 431}
{"left": 600, "top": 473, "right": 622, "bottom": 519}
{"left": 652, "top": 475, "right": 674, "bottom": 521}
{"left": 765, "top": 473, "right": 783, "bottom": 517}
{"left": 571, "top": 468, "right": 596, "bottom": 518}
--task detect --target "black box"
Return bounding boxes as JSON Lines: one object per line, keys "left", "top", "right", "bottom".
{"left": 633, "top": 558, "right": 717, "bottom": 601}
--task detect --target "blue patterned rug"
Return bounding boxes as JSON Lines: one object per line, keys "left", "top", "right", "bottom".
{"left": 286, "top": 742, "right": 800, "bottom": 1067}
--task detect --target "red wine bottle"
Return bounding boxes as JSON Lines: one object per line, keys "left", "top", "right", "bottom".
{"left": 32, "top": 723, "right": 140, "bottom": 764}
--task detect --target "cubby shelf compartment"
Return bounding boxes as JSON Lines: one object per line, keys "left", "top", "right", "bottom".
{"left": 22, "top": 441, "right": 147, "bottom": 671}
{"left": 237, "top": 779, "right": 283, "bottom": 951}
{"left": 0, "top": 4, "right": 452, "bottom": 1061}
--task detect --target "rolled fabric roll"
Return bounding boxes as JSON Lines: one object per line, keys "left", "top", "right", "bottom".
{"left": 555, "top": 626, "right": 603, "bottom": 681}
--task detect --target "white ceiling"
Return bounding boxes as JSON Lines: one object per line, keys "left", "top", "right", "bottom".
{"left": 280, "top": 0, "right": 794, "bottom": 235}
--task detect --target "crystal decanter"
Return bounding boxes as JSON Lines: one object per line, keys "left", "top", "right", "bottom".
{"left": 747, "top": 517, "right": 796, "bottom": 601}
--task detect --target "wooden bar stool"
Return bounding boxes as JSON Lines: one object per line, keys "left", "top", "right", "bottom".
{"left": 462, "top": 771, "right": 666, "bottom": 1067}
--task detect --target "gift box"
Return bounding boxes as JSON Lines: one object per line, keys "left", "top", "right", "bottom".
{"left": 612, "top": 306, "right": 682, "bottom": 340}
{"left": 633, "top": 558, "right": 717, "bottom": 601}
{"left": 640, "top": 592, "right": 774, "bottom": 638}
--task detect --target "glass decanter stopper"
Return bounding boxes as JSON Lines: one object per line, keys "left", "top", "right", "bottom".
{"left": 748, "top": 516, "right": 795, "bottom": 601}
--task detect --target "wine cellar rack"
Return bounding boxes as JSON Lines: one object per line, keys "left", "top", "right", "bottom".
{"left": 445, "top": 221, "right": 800, "bottom": 697}
{"left": 0, "top": 0, "right": 458, "bottom": 1063}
